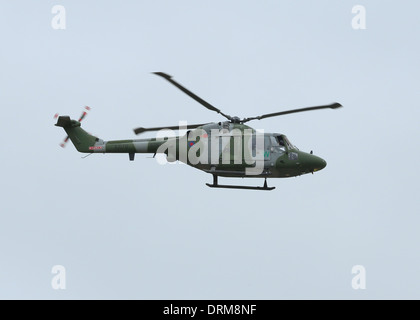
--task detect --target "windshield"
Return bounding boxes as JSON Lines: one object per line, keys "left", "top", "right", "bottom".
{"left": 281, "top": 135, "right": 296, "bottom": 150}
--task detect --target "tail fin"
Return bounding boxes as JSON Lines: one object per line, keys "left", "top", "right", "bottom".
{"left": 55, "top": 116, "right": 99, "bottom": 153}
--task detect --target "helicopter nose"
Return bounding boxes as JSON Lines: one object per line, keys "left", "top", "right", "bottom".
{"left": 312, "top": 156, "right": 327, "bottom": 172}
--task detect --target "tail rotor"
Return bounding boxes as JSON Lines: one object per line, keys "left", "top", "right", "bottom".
{"left": 55, "top": 106, "right": 91, "bottom": 148}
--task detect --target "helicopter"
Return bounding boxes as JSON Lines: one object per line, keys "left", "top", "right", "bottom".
{"left": 55, "top": 72, "right": 342, "bottom": 191}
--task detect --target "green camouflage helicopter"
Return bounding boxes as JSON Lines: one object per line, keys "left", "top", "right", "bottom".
{"left": 55, "top": 72, "right": 342, "bottom": 190}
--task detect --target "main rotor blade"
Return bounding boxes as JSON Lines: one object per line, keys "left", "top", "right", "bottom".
{"left": 241, "top": 102, "right": 343, "bottom": 123}
{"left": 133, "top": 123, "right": 207, "bottom": 135}
{"left": 153, "top": 72, "right": 232, "bottom": 121}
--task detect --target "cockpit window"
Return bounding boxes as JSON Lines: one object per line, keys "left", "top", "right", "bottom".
{"left": 283, "top": 135, "right": 296, "bottom": 150}
{"left": 270, "top": 135, "right": 285, "bottom": 154}
{"left": 276, "top": 135, "right": 285, "bottom": 147}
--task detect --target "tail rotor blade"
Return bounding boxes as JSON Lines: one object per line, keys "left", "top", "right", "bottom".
{"left": 78, "top": 106, "right": 91, "bottom": 122}
{"left": 78, "top": 112, "right": 87, "bottom": 122}
{"left": 60, "top": 136, "right": 69, "bottom": 148}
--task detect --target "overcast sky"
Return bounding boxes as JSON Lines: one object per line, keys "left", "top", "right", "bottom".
{"left": 0, "top": 1, "right": 419, "bottom": 299}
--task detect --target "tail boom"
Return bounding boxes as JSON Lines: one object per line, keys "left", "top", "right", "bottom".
{"left": 55, "top": 116, "right": 167, "bottom": 155}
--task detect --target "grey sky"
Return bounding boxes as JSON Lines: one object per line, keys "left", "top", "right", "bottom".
{"left": 0, "top": 1, "right": 419, "bottom": 299}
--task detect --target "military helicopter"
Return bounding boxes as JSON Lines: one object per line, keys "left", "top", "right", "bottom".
{"left": 55, "top": 72, "right": 342, "bottom": 190}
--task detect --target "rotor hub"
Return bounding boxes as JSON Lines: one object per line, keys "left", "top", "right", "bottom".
{"left": 231, "top": 116, "right": 241, "bottom": 124}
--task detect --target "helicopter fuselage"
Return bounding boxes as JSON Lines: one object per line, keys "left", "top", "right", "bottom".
{"left": 72, "top": 120, "right": 326, "bottom": 179}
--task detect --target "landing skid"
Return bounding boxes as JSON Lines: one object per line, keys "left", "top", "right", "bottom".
{"left": 206, "top": 175, "right": 275, "bottom": 191}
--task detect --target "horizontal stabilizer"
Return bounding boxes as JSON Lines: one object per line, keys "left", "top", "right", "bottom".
{"left": 55, "top": 116, "right": 72, "bottom": 128}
